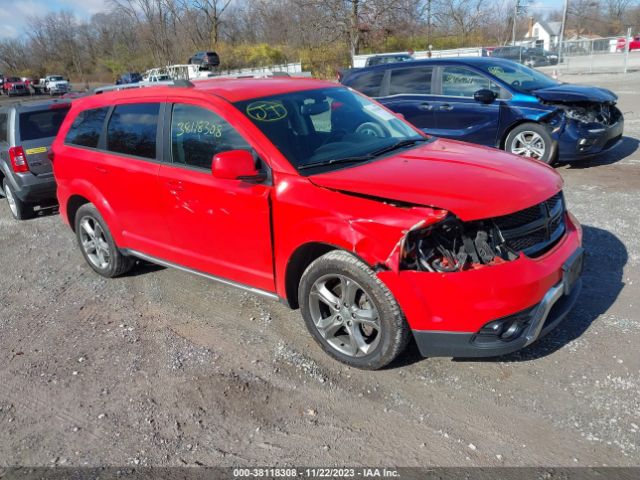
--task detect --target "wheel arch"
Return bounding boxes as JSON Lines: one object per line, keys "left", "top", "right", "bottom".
{"left": 66, "top": 194, "right": 91, "bottom": 232}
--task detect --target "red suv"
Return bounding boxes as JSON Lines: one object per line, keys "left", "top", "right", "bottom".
{"left": 52, "top": 78, "right": 583, "bottom": 369}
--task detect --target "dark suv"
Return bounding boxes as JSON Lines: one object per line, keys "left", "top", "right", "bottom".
{"left": 0, "top": 100, "right": 70, "bottom": 219}
{"left": 187, "top": 51, "right": 220, "bottom": 70}
{"left": 492, "top": 46, "right": 549, "bottom": 67}
{"left": 115, "top": 72, "right": 143, "bottom": 85}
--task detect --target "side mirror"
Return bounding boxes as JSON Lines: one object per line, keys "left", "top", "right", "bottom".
{"left": 212, "top": 150, "right": 265, "bottom": 182}
{"left": 474, "top": 89, "right": 497, "bottom": 104}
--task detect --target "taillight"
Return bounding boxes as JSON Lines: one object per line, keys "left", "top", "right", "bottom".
{"left": 9, "top": 146, "right": 29, "bottom": 173}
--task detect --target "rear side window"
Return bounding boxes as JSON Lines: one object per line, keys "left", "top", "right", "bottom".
{"left": 106, "top": 103, "right": 159, "bottom": 159}
{"left": 442, "top": 67, "right": 494, "bottom": 97}
{"left": 0, "top": 113, "right": 7, "bottom": 143}
{"left": 19, "top": 108, "right": 70, "bottom": 141}
{"left": 389, "top": 67, "right": 432, "bottom": 95}
{"left": 65, "top": 107, "right": 109, "bottom": 148}
{"left": 347, "top": 71, "right": 384, "bottom": 97}
{"left": 170, "top": 104, "right": 250, "bottom": 170}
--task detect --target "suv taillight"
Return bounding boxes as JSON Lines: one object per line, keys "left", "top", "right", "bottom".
{"left": 9, "top": 146, "right": 29, "bottom": 173}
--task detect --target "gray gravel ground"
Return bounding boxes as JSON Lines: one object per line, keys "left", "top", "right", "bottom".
{"left": 0, "top": 72, "right": 638, "bottom": 467}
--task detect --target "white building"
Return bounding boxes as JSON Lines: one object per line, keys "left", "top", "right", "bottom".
{"left": 524, "top": 20, "right": 562, "bottom": 51}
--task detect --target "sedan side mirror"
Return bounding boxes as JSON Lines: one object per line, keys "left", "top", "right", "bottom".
{"left": 212, "top": 150, "right": 265, "bottom": 182}
{"left": 474, "top": 89, "right": 498, "bottom": 104}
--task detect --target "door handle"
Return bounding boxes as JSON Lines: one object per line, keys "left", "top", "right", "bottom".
{"left": 95, "top": 166, "right": 108, "bottom": 174}
{"left": 418, "top": 102, "right": 433, "bottom": 111}
{"left": 439, "top": 104, "right": 453, "bottom": 111}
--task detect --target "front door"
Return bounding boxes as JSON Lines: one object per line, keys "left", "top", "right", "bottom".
{"left": 158, "top": 101, "right": 274, "bottom": 292}
{"left": 430, "top": 66, "right": 502, "bottom": 146}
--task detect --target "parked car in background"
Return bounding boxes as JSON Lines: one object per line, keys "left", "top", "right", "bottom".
{"left": 52, "top": 78, "right": 583, "bottom": 369}
{"left": 0, "top": 74, "right": 4, "bottom": 91}
{"left": 0, "top": 100, "right": 70, "bottom": 219}
{"left": 616, "top": 35, "right": 640, "bottom": 51}
{"left": 341, "top": 57, "right": 623, "bottom": 164}
{"left": 2, "top": 77, "right": 29, "bottom": 97}
{"left": 491, "top": 46, "right": 550, "bottom": 67}
{"left": 365, "top": 53, "right": 413, "bottom": 67}
{"left": 115, "top": 72, "right": 143, "bottom": 85}
{"left": 338, "top": 53, "right": 414, "bottom": 82}
{"left": 144, "top": 73, "right": 171, "bottom": 82}
{"left": 187, "top": 51, "right": 220, "bottom": 70}
{"left": 526, "top": 47, "right": 558, "bottom": 65}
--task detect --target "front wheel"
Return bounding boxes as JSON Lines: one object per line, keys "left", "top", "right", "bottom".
{"left": 75, "top": 203, "right": 135, "bottom": 278}
{"left": 299, "top": 250, "right": 410, "bottom": 370}
{"left": 504, "top": 123, "right": 555, "bottom": 164}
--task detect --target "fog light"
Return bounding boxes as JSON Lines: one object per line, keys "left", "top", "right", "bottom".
{"left": 480, "top": 320, "right": 505, "bottom": 335}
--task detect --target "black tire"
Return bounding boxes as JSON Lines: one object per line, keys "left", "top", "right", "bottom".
{"left": 3, "top": 179, "right": 32, "bottom": 220}
{"left": 504, "top": 122, "right": 556, "bottom": 165}
{"left": 74, "top": 203, "right": 135, "bottom": 278}
{"left": 298, "top": 250, "right": 410, "bottom": 370}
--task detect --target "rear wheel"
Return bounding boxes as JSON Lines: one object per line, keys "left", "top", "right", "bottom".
{"left": 3, "top": 179, "right": 32, "bottom": 220}
{"left": 299, "top": 250, "right": 410, "bottom": 370}
{"left": 75, "top": 203, "right": 135, "bottom": 278}
{"left": 504, "top": 122, "right": 555, "bottom": 164}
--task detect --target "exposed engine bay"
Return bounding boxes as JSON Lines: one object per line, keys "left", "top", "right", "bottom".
{"left": 401, "top": 193, "right": 566, "bottom": 273}
{"left": 551, "top": 102, "right": 621, "bottom": 126}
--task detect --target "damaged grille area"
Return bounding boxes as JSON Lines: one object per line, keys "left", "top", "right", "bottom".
{"left": 493, "top": 192, "right": 566, "bottom": 258}
{"left": 401, "top": 192, "right": 567, "bottom": 273}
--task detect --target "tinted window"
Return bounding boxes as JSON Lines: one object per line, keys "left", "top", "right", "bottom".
{"left": 171, "top": 104, "right": 250, "bottom": 170}
{"left": 19, "top": 108, "right": 70, "bottom": 141}
{"left": 0, "top": 113, "right": 7, "bottom": 143}
{"left": 65, "top": 107, "right": 109, "bottom": 148}
{"left": 389, "top": 67, "right": 432, "bottom": 95}
{"left": 347, "top": 71, "right": 384, "bottom": 97}
{"left": 442, "top": 67, "right": 494, "bottom": 97}
{"left": 107, "top": 103, "right": 159, "bottom": 159}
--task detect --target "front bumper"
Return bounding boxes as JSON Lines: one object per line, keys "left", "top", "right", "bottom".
{"left": 377, "top": 212, "right": 583, "bottom": 357}
{"left": 412, "top": 277, "right": 581, "bottom": 357}
{"left": 556, "top": 111, "right": 624, "bottom": 162}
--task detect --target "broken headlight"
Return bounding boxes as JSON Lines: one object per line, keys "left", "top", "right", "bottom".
{"left": 400, "top": 216, "right": 517, "bottom": 273}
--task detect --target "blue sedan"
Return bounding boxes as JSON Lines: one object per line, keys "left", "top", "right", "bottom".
{"left": 341, "top": 57, "right": 624, "bottom": 164}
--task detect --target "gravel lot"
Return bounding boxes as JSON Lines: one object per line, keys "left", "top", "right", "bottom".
{"left": 0, "top": 72, "right": 638, "bottom": 468}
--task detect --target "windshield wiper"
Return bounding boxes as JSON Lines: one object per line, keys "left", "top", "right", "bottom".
{"left": 298, "top": 138, "right": 428, "bottom": 171}
{"left": 369, "top": 137, "right": 428, "bottom": 157}
{"left": 298, "top": 155, "right": 375, "bottom": 170}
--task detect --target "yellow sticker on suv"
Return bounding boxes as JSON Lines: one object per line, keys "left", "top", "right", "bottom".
{"left": 25, "top": 146, "right": 47, "bottom": 155}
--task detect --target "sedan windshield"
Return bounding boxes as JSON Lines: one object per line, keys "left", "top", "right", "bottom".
{"left": 479, "top": 61, "right": 559, "bottom": 93}
{"left": 234, "top": 87, "right": 426, "bottom": 173}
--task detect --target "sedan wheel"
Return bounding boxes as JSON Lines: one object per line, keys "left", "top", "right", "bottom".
{"left": 308, "top": 273, "right": 381, "bottom": 357}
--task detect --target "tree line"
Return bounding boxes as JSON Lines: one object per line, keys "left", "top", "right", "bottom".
{"left": 1, "top": 0, "right": 639, "bottom": 83}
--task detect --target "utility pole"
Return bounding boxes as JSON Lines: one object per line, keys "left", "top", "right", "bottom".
{"left": 427, "top": 0, "right": 432, "bottom": 47}
{"left": 558, "top": 0, "right": 569, "bottom": 64}
{"left": 512, "top": 0, "right": 528, "bottom": 46}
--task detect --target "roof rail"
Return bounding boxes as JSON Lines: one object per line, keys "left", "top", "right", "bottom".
{"left": 94, "top": 79, "right": 193, "bottom": 95}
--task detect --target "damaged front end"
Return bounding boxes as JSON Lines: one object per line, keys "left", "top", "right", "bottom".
{"left": 542, "top": 100, "right": 624, "bottom": 160}
{"left": 400, "top": 192, "right": 566, "bottom": 273}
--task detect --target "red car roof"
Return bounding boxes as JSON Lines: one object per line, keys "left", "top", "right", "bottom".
{"left": 192, "top": 77, "right": 337, "bottom": 102}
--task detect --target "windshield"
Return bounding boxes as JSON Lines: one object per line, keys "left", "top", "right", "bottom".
{"left": 234, "top": 87, "right": 425, "bottom": 173}
{"left": 479, "top": 61, "right": 559, "bottom": 93}
{"left": 50, "top": 76, "right": 64, "bottom": 81}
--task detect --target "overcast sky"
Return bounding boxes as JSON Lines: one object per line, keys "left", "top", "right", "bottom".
{"left": 0, "top": 0, "right": 562, "bottom": 41}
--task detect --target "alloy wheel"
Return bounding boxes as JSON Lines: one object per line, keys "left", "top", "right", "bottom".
{"left": 79, "top": 216, "right": 111, "bottom": 270}
{"left": 4, "top": 184, "right": 18, "bottom": 218}
{"left": 308, "top": 274, "right": 381, "bottom": 357}
{"left": 510, "top": 131, "right": 546, "bottom": 159}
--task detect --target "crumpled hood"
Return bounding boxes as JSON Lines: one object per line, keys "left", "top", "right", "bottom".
{"left": 309, "top": 139, "right": 563, "bottom": 221}
{"left": 533, "top": 83, "right": 617, "bottom": 103}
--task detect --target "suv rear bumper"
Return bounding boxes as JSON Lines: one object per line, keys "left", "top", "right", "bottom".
{"left": 7, "top": 172, "right": 57, "bottom": 203}
{"left": 412, "top": 277, "right": 581, "bottom": 357}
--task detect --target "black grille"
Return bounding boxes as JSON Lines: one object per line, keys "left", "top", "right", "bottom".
{"left": 493, "top": 192, "right": 566, "bottom": 258}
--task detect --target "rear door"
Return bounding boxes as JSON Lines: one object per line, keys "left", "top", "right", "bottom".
{"left": 428, "top": 65, "right": 502, "bottom": 146}
{"left": 93, "top": 99, "right": 172, "bottom": 256}
{"left": 17, "top": 105, "right": 70, "bottom": 175}
{"left": 378, "top": 66, "right": 436, "bottom": 132}
{"left": 157, "top": 99, "right": 274, "bottom": 291}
